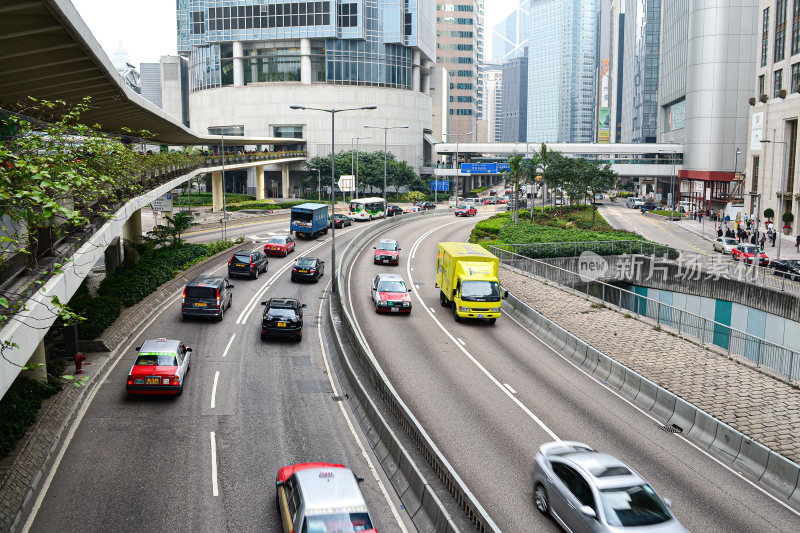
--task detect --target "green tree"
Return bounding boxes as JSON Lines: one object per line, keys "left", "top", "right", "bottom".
{"left": 145, "top": 212, "right": 197, "bottom": 247}
{"left": 580, "top": 159, "right": 617, "bottom": 225}
{"left": 542, "top": 152, "right": 572, "bottom": 215}
{"left": 505, "top": 151, "right": 532, "bottom": 224}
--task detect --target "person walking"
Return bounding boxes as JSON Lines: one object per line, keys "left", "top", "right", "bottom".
{"left": 698, "top": 211, "right": 703, "bottom": 224}
{"left": 796, "top": 234, "right": 800, "bottom": 253}
{"left": 717, "top": 226, "right": 723, "bottom": 238}
{"left": 769, "top": 228, "right": 777, "bottom": 247}
{"left": 760, "top": 233, "right": 767, "bottom": 248}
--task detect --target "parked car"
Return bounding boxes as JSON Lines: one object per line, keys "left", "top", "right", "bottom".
{"left": 418, "top": 201, "right": 437, "bottom": 210}
{"left": 374, "top": 239, "right": 400, "bottom": 265}
{"left": 386, "top": 204, "right": 404, "bottom": 217}
{"left": 181, "top": 276, "right": 233, "bottom": 321}
{"left": 329, "top": 214, "right": 352, "bottom": 228}
{"left": 532, "top": 441, "right": 686, "bottom": 533}
{"left": 276, "top": 462, "right": 376, "bottom": 533}
{"left": 126, "top": 338, "right": 191, "bottom": 396}
{"left": 731, "top": 244, "right": 770, "bottom": 266}
{"left": 640, "top": 202, "right": 657, "bottom": 212}
{"left": 291, "top": 257, "right": 324, "bottom": 282}
{"left": 626, "top": 197, "right": 645, "bottom": 209}
{"left": 455, "top": 204, "right": 478, "bottom": 217}
{"left": 712, "top": 237, "right": 739, "bottom": 254}
{"left": 227, "top": 249, "right": 268, "bottom": 279}
{"left": 770, "top": 259, "right": 800, "bottom": 280}
{"left": 403, "top": 205, "right": 421, "bottom": 213}
{"left": 264, "top": 234, "right": 296, "bottom": 256}
{"left": 261, "top": 297, "right": 306, "bottom": 341}
{"left": 371, "top": 273, "right": 412, "bottom": 314}
{"left": 483, "top": 197, "right": 499, "bottom": 205}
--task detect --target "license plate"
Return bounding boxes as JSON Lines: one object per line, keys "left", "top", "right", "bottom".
{"left": 236, "top": 263, "right": 245, "bottom": 267}
{"left": 146, "top": 377, "right": 160, "bottom": 385}
{"left": 478, "top": 314, "right": 485, "bottom": 318}
{"left": 277, "top": 322, "right": 287, "bottom": 327}
{"left": 299, "top": 270, "right": 308, "bottom": 273}
{"left": 391, "top": 308, "right": 399, "bottom": 313}
{"left": 383, "top": 260, "right": 389, "bottom": 263}
{"left": 194, "top": 302, "right": 207, "bottom": 307}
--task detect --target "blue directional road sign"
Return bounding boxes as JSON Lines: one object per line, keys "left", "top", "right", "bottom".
{"left": 460, "top": 163, "right": 496, "bottom": 174}
{"left": 429, "top": 180, "right": 450, "bottom": 191}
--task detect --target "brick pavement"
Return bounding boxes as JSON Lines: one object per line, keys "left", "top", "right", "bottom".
{"left": 501, "top": 267, "right": 800, "bottom": 464}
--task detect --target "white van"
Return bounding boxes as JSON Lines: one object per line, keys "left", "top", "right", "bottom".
{"left": 626, "top": 197, "right": 644, "bottom": 209}
{"left": 448, "top": 196, "right": 464, "bottom": 208}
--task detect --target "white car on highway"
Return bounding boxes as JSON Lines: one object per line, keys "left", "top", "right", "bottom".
{"left": 712, "top": 237, "right": 739, "bottom": 254}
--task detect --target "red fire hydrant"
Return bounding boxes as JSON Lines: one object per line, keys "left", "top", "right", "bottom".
{"left": 74, "top": 352, "right": 86, "bottom": 374}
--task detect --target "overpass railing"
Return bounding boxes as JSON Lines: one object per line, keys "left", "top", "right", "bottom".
{"left": 490, "top": 246, "right": 800, "bottom": 382}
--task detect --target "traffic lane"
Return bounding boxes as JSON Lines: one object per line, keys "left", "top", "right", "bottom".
{"left": 28, "top": 224, "right": 409, "bottom": 533}
{"left": 346, "top": 215, "right": 562, "bottom": 532}
{"left": 183, "top": 216, "right": 291, "bottom": 244}
{"left": 407, "top": 220, "right": 800, "bottom": 531}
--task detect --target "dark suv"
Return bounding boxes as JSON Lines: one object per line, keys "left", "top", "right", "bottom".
{"left": 182, "top": 277, "right": 234, "bottom": 321}
{"left": 260, "top": 298, "right": 307, "bottom": 341}
{"left": 227, "top": 249, "right": 268, "bottom": 279}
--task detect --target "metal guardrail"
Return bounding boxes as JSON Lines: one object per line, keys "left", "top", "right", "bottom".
{"left": 494, "top": 240, "right": 681, "bottom": 259}
{"left": 490, "top": 246, "right": 800, "bottom": 382}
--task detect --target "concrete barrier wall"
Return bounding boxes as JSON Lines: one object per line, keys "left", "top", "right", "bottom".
{"left": 329, "top": 210, "right": 500, "bottom": 533}
{"left": 503, "top": 291, "right": 800, "bottom": 505}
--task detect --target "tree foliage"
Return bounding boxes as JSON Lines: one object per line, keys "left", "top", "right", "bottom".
{"left": 306, "top": 150, "right": 421, "bottom": 198}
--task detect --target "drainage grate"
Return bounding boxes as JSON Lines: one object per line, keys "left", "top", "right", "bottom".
{"left": 659, "top": 424, "right": 683, "bottom": 434}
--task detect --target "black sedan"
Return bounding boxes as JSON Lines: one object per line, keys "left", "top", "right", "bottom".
{"left": 386, "top": 205, "right": 404, "bottom": 217}
{"left": 291, "top": 257, "right": 324, "bottom": 282}
{"left": 260, "top": 298, "right": 307, "bottom": 341}
{"left": 329, "top": 214, "right": 352, "bottom": 228}
{"left": 227, "top": 249, "right": 268, "bottom": 279}
{"left": 771, "top": 259, "right": 800, "bottom": 280}
{"left": 418, "top": 201, "right": 437, "bottom": 210}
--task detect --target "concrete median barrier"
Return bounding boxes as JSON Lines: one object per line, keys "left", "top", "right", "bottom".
{"left": 605, "top": 360, "right": 627, "bottom": 390}
{"left": 710, "top": 424, "right": 744, "bottom": 463}
{"left": 572, "top": 339, "right": 588, "bottom": 365}
{"left": 732, "top": 438, "right": 770, "bottom": 481}
{"left": 619, "top": 368, "right": 642, "bottom": 401}
{"left": 582, "top": 347, "right": 601, "bottom": 373}
{"left": 633, "top": 378, "right": 658, "bottom": 411}
{"left": 667, "top": 398, "right": 698, "bottom": 434}
{"left": 592, "top": 353, "right": 613, "bottom": 382}
{"left": 649, "top": 389, "right": 677, "bottom": 423}
{"left": 760, "top": 452, "right": 800, "bottom": 501}
{"left": 686, "top": 410, "right": 719, "bottom": 448}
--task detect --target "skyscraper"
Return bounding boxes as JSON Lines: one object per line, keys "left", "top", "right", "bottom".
{"left": 176, "top": 0, "right": 435, "bottom": 171}
{"left": 491, "top": 2, "right": 529, "bottom": 61}
{"left": 621, "top": 0, "right": 661, "bottom": 143}
{"left": 500, "top": 53, "right": 528, "bottom": 142}
{"left": 527, "top": 0, "right": 599, "bottom": 143}
{"left": 483, "top": 62, "right": 503, "bottom": 141}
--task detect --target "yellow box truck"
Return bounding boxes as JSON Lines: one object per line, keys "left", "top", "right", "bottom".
{"left": 435, "top": 242, "right": 504, "bottom": 323}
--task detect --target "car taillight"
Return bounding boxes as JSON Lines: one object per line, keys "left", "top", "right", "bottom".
{"left": 228, "top": 255, "right": 234, "bottom": 266}
{"left": 173, "top": 375, "right": 180, "bottom": 385}
{"left": 250, "top": 259, "right": 255, "bottom": 268}
{"left": 310, "top": 269, "right": 316, "bottom": 273}
{"left": 127, "top": 376, "right": 133, "bottom": 385}
{"left": 292, "top": 268, "right": 298, "bottom": 272}
{"left": 216, "top": 289, "right": 221, "bottom": 306}
{"left": 182, "top": 288, "right": 186, "bottom": 302}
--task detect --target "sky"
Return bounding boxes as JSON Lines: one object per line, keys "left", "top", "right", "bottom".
{"left": 70, "top": 0, "right": 514, "bottom": 68}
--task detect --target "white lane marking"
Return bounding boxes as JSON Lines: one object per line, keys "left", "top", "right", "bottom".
{"left": 236, "top": 228, "right": 355, "bottom": 325}
{"left": 316, "top": 279, "right": 409, "bottom": 533}
{"left": 222, "top": 334, "right": 235, "bottom": 358}
{"left": 405, "top": 224, "right": 561, "bottom": 442}
{"left": 457, "top": 338, "right": 466, "bottom": 346}
{"left": 210, "top": 371, "right": 220, "bottom": 409}
{"left": 504, "top": 383, "right": 517, "bottom": 394}
{"left": 429, "top": 307, "right": 436, "bottom": 313}
{"left": 411, "top": 267, "right": 414, "bottom": 271}
{"left": 210, "top": 432, "right": 219, "bottom": 496}
{"left": 502, "top": 311, "right": 800, "bottom": 519}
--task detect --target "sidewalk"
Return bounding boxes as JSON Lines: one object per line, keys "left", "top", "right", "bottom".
{"left": 500, "top": 267, "right": 800, "bottom": 465}
{"left": 676, "top": 216, "right": 800, "bottom": 261}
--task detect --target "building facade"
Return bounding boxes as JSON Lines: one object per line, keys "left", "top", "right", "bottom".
{"left": 608, "top": 0, "right": 625, "bottom": 143}
{"left": 620, "top": 0, "right": 661, "bottom": 143}
{"left": 528, "top": 0, "right": 599, "bottom": 143}
{"left": 140, "top": 56, "right": 191, "bottom": 127}
{"left": 491, "top": 1, "right": 529, "bottom": 61}
{"left": 177, "top": 0, "right": 435, "bottom": 175}
{"left": 500, "top": 54, "right": 527, "bottom": 142}
{"left": 483, "top": 62, "right": 502, "bottom": 142}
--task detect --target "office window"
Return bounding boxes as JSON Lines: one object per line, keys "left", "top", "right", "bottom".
{"left": 793, "top": 63, "right": 800, "bottom": 92}
{"left": 759, "top": 74, "right": 766, "bottom": 96}
{"left": 793, "top": 0, "right": 800, "bottom": 54}
{"left": 751, "top": 156, "right": 759, "bottom": 193}
{"left": 191, "top": 11, "right": 205, "bottom": 34}
{"left": 775, "top": 68, "right": 784, "bottom": 97}
{"left": 776, "top": 0, "right": 787, "bottom": 62}
{"left": 762, "top": 7, "right": 770, "bottom": 67}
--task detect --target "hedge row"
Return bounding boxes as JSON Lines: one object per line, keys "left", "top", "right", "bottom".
{"left": 0, "top": 376, "right": 62, "bottom": 458}
{"left": 226, "top": 200, "right": 311, "bottom": 211}
{"left": 173, "top": 193, "right": 255, "bottom": 206}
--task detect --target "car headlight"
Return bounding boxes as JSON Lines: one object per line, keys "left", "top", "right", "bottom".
{"left": 459, "top": 306, "right": 469, "bottom": 312}
{"left": 402, "top": 301, "right": 410, "bottom": 307}
{"left": 491, "top": 307, "right": 500, "bottom": 312}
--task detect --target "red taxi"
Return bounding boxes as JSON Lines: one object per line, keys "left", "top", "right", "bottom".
{"left": 126, "top": 338, "right": 191, "bottom": 396}
{"left": 373, "top": 238, "right": 400, "bottom": 265}
{"left": 371, "top": 273, "right": 412, "bottom": 313}
{"left": 264, "top": 234, "right": 296, "bottom": 256}
{"left": 276, "top": 462, "right": 376, "bottom": 533}
{"left": 455, "top": 203, "right": 477, "bottom": 217}
{"left": 731, "top": 244, "right": 770, "bottom": 266}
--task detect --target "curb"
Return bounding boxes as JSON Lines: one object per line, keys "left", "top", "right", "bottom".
{"left": 502, "top": 289, "right": 800, "bottom": 507}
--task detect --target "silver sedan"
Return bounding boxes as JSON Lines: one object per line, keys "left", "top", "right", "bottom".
{"left": 712, "top": 237, "right": 739, "bottom": 254}
{"left": 532, "top": 441, "right": 687, "bottom": 533}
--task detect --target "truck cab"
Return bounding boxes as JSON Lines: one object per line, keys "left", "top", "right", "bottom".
{"left": 435, "top": 242, "right": 504, "bottom": 323}
{"left": 290, "top": 203, "right": 329, "bottom": 239}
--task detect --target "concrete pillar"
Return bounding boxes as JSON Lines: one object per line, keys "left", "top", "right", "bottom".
{"left": 300, "top": 38, "right": 311, "bottom": 85}
{"left": 233, "top": 41, "right": 244, "bottom": 87}
{"left": 212, "top": 170, "right": 224, "bottom": 212}
{"left": 27, "top": 339, "right": 47, "bottom": 382}
{"left": 421, "top": 60, "right": 430, "bottom": 94}
{"left": 104, "top": 236, "right": 121, "bottom": 274}
{"left": 281, "top": 163, "right": 291, "bottom": 198}
{"left": 250, "top": 50, "right": 258, "bottom": 83}
{"left": 256, "top": 165, "right": 265, "bottom": 200}
{"left": 121, "top": 208, "right": 143, "bottom": 264}
{"left": 412, "top": 50, "right": 421, "bottom": 92}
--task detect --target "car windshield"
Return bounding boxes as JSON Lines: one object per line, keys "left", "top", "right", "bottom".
{"left": 461, "top": 280, "right": 501, "bottom": 301}
{"left": 377, "top": 281, "right": 406, "bottom": 292}
{"left": 267, "top": 308, "right": 296, "bottom": 318}
{"left": 740, "top": 245, "right": 759, "bottom": 254}
{"left": 722, "top": 239, "right": 737, "bottom": 245}
{"left": 302, "top": 512, "right": 373, "bottom": 533}
{"left": 377, "top": 242, "right": 398, "bottom": 251}
{"left": 135, "top": 354, "right": 177, "bottom": 366}
{"left": 268, "top": 237, "right": 287, "bottom": 244}
{"left": 296, "top": 258, "right": 316, "bottom": 267}
{"left": 599, "top": 484, "right": 672, "bottom": 527}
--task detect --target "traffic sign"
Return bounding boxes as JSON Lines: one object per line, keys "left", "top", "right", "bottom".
{"left": 150, "top": 193, "right": 173, "bottom": 212}
{"left": 337, "top": 175, "right": 355, "bottom": 190}
{"left": 429, "top": 180, "right": 450, "bottom": 191}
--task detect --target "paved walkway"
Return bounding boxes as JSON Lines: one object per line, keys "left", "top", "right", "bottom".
{"left": 501, "top": 267, "right": 800, "bottom": 464}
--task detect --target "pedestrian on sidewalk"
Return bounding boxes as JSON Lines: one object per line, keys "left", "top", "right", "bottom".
{"left": 698, "top": 212, "right": 703, "bottom": 223}
{"left": 768, "top": 228, "right": 776, "bottom": 247}
{"left": 796, "top": 234, "right": 800, "bottom": 252}
{"left": 760, "top": 233, "right": 767, "bottom": 248}
{"left": 717, "top": 226, "right": 723, "bottom": 238}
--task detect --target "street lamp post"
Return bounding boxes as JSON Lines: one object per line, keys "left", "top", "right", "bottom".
{"left": 310, "top": 167, "right": 321, "bottom": 201}
{"left": 353, "top": 135, "right": 370, "bottom": 199}
{"left": 761, "top": 138, "right": 787, "bottom": 260}
{"left": 364, "top": 124, "right": 409, "bottom": 207}
{"left": 444, "top": 131, "right": 474, "bottom": 205}
{"left": 658, "top": 146, "right": 677, "bottom": 216}
{"left": 290, "top": 104, "right": 377, "bottom": 293}
{"left": 221, "top": 133, "right": 227, "bottom": 240}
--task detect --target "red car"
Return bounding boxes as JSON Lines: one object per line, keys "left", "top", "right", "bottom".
{"left": 126, "top": 338, "right": 191, "bottom": 396}
{"left": 264, "top": 234, "right": 296, "bottom": 256}
{"left": 731, "top": 244, "right": 770, "bottom": 266}
{"left": 455, "top": 204, "right": 477, "bottom": 216}
{"left": 371, "top": 273, "right": 412, "bottom": 313}
{"left": 373, "top": 238, "right": 400, "bottom": 265}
